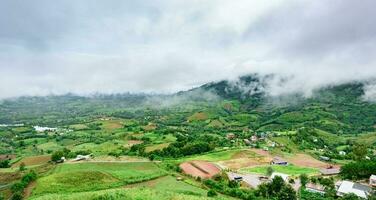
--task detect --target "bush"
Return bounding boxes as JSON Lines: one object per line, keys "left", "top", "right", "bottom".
{"left": 11, "top": 192, "right": 23, "bottom": 200}
{"left": 51, "top": 150, "right": 64, "bottom": 162}
{"left": 340, "top": 160, "right": 376, "bottom": 180}
{"left": 0, "top": 160, "right": 10, "bottom": 168}
{"left": 207, "top": 189, "right": 218, "bottom": 197}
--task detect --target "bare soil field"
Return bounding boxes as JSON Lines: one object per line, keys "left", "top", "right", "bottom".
{"left": 0, "top": 154, "right": 16, "bottom": 161}
{"left": 250, "top": 148, "right": 330, "bottom": 169}
{"left": 12, "top": 155, "right": 51, "bottom": 167}
{"left": 218, "top": 150, "right": 272, "bottom": 169}
{"left": 286, "top": 154, "right": 330, "bottom": 168}
{"left": 143, "top": 123, "right": 157, "bottom": 131}
{"left": 180, "top": 161, "right": 220, "bottom": 179}
{"left": 124, "top": 140, "right": 143, "bottom": 148}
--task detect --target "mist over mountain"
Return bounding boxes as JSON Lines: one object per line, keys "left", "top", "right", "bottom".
{"left": 1, "top": 0, "right": 376, "bottom": 99}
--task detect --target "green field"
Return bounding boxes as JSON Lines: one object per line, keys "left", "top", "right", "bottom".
{"left": 127, "top": 175, "right": 208, "bottom": 196}
{"left": 240, "top": 165, "right": 319, "bottom": 176}
{"left": 178, "top": 149, "right": 246, "bottom": 162}
{"left": 32, "top": 162, "right": 166, "bottom": 197}
{"left": 29, "top": 187, "right": 232, "bottom": 200}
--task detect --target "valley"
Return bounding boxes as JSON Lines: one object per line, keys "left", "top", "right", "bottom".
{"left": 0, "top": 77, "right": 375, "bottom": 200}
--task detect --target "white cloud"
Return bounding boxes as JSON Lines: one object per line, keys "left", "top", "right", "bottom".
{"left": 0, "top": 0, "right": 375, "bottom": 99}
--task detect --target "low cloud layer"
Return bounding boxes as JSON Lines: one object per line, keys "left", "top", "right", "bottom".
{"left": 1, "top": 0, "right": 376, "bottom": 99}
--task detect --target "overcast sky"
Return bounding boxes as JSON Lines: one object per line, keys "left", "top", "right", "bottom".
{"left": 1, "top": 0, "right": 376, "bottom": 99}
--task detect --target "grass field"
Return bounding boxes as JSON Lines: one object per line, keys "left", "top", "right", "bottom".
{"left": 31, "top": 162, "right": 166, "bottom": 197}
{"left": 126, "top": 175, "right": 208, "bottom": 196}
{"left": 29, "top": 187, "right": 232, "bottom": 200}
{"left": 240, "top": 164, "right": 319, "bottom": 176}
{"left": 12, "top": 155, "right": 51, "bottom": 167}
{"left": 145, "top": 143, "right": 171, "bottom": 153}
{"left": 178, "top": 149, "right": 246, "bottom": 162}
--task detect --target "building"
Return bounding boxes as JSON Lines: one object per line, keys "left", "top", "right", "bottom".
{"left": 320, "top": 168, "right": 340, "bottom": 176}
{"left": 271, "top": 157, "right": 288, "bottom": 165}
{"left": 336, "top": 181, "right": 372, "bottom": 199}
{"left": 271, "top": 172, "right": 289, "bottom": 182}
{"left": 34, "top": 126, "right": 57, "bottom": 132}
{"left": 370, "top": 175, "right": 376, "bottom": 187}
{"left": 306, "top": 183, "right": 326, "bottom": 195}
{"left": 226, "top": 133, "right": 235, "bottom": 140}
{"left": 339, "top": 151, "right": 346, "bottom": 156}
{"left": 227, "top": 172, "right": 266, "bottom": 188}
{"left": 319, "top": 156, "right": 331, "bottom": 161}
{"left": 72, "top": 155, "right": 91, "bottom": 162}
{"left": 250, "top": 135, "right": 258, "bottom": 142}
{"left": 243, "top": 139, "right": 251, "bottom": 145}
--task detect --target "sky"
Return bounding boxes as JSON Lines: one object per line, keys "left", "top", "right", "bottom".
{"left": 1, "top": 0, "right": 376, "bottom": 99}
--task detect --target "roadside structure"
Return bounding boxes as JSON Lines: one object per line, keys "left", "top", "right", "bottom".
{"left": 306, "top": 183, "right": 326, "bottom": 195}
{"left": 271, "top": 157, "right": 288, "bottom": 166}
{"left": 370, "top": 175, "right": 376, "bottom": 187}
{"left": 320, "top": 168, "right": 340, "bottom": 176}
{"left": 227, "top": 172, "right": 267, "bottom": 188}
{"left": 72, "top": 155, "right": 91, "bottom": 162}
{"left": 336, "top": 180, "right": 372, "bottom": 199}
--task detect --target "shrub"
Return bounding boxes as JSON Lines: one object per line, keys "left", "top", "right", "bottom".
{"left": 207, "top": 189, "right": 218, "bottom": 197}
{"left": 11, "top": 192, "right": 23, "bottom": 200}
{"left": 0, "top": 160, "right": 10, "bottom": 168}
{"left": 51, "top": 150, "right": 64, "bottom": 162}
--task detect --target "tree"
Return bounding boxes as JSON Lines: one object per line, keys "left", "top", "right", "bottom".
{"left": 11, "top": 192, "right": 23, "bottom": 200}
{"left": 0, "top": 160, "right": 10, "bottom": 168}
{"left": 19, "top": 162, "right": 26, "bottom": 171}
{"left": 277, "top": 185, "right": 297, "bottom": 200}
{"left": 340, "top": 160, "right": 376, "bottom": 180}
{"left": 51, "top": 151, "right": 64, "bottom": 162}
{"left": 299, "top": 174, "right": 309, "bottom": 188}
{"left": 207, "top": 189, "right": 218, "bottom": 197}
{"left": 269, "top": 176, "right": 285, "bottom": 196}
{"left": 341, "top": 193, "right": 360, "bottom": 200}
{"left": 352, "top": 143, "right": 367, "bottom": 161}
{"left": 267, "top": 166, "right": 274, "bottom": 176}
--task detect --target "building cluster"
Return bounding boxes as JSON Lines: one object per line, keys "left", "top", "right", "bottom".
{"left": 228, "top": 171, "right": 375, "bottom": 199}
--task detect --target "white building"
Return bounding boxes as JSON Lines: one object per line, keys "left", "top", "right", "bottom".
{"left": 370, "top": 175, "right": 376, "bottom": 187}
{"left": 336, "top": 181, "right": 372, "bottom": 199}
{"left": 34, "top": 126, "right": 57, "bottom": 132}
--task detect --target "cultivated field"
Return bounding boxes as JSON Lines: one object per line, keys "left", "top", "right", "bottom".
{"left": 31, "top": 162, "right": 166, "bottom": 197}
{"left": 29, "top": 187, "right": 232, "bottom": 200}
{"left": 240, "top": 165, "right": 319, "bottom": 176}
{"left": 12, "top": 155, "right": 51, "bottom": 167}
{"left": 180, "top": 161, "right": 221, "bottom": 179}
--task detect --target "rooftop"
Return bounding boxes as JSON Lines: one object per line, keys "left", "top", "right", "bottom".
{"left": 337, "top": 181, "right": 372, "bottom": 199}
{"left": 320, "top": 168, "right": 340, "bottom": 175}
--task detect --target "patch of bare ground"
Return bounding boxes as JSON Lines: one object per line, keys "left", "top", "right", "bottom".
{"left": 180, "top": 161, "right": 220, "bottom": 179}
{"left": 286, "top": 153, "right": 332, "bottom": 168}
{"left": 23, "top": 181, "right": 36, "bottom": 199}
{"left": 12, "top": 155, "right": 51, "bottom": 167}
{"left": 218, "top": 150, "right": 272, "bottom": 170}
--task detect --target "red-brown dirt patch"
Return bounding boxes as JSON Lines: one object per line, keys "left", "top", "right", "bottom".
{"left": 180, "top": 161, "right": 220, "bottom": 179}
{"left": 218, "top": 150, "right": 272, "bottom": 170}
{"left": 250, "top": 148, "right": 273, "bottom": 157}
{"left": 286, "top": 154, "right": 332, "bottom": 168}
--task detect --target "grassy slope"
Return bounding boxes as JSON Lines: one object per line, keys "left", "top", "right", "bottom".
{"left": 31, "top": 162, "right": 166, "bottom": 197}
{"left": 29, "top": 187, "right": 232, "bottom": 200}
{"left": 240, "top": 165, "right": 319, "bottom": 176}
